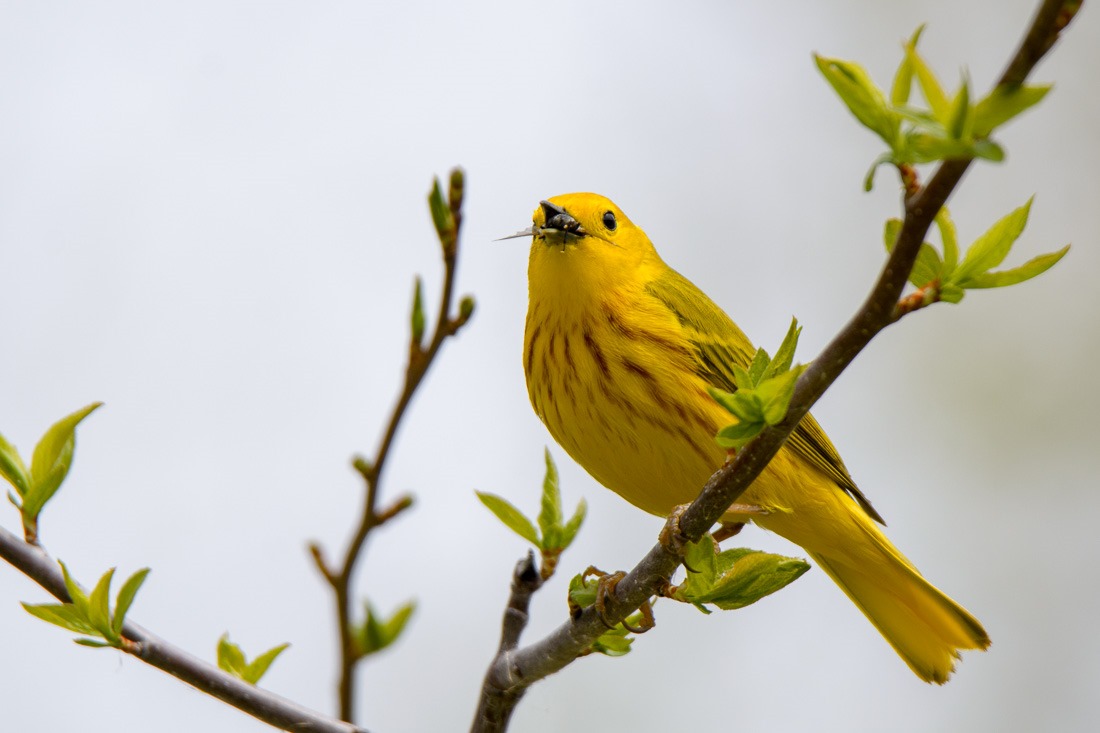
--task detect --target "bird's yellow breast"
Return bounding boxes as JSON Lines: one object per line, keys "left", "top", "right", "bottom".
{"left": 524, "top": 243, "right": 731, "bottom": 516}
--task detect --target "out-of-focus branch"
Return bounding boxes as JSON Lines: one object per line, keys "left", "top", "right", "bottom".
{"left": 0, "top": 525, "right": 367, "bottom": 733}
{"left": 470, "top": 2, "right": 1081, "bottom": 729}
{"left": 471, "top": 554, "right": 543, "bottom": 731}
{"left": 310, "top": 168, "right": 473, "bottom": 723}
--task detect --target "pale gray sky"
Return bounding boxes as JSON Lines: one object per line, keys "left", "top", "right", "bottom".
{"left": 2, "top": 1, "right": 1098, "bottom": 732}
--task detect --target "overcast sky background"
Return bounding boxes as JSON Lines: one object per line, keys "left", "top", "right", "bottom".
{"left": 2, "top": 2, "right": 1098, "bottom": 732}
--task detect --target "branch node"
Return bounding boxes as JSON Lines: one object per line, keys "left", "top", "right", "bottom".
{"left": 308, "top": 542, "right": 337, "bottom": 584}
{"left": 374, "top": 494, "right": 415, "bottom": 526}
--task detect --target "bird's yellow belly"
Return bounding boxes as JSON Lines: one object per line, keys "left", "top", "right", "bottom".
{"left": 525, "top": 306, "right": 799, "bottom": 520}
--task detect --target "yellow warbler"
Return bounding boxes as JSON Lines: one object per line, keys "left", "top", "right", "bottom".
{"left": 514, "top": 193, "right": 989, "bottom": 683}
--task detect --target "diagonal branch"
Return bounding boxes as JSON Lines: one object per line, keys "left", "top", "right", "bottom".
{"left": 0, "top": 524, "right": 367, "bottom": 733}
{"left": 471, "top": 1, "right": 1081, "bottom": 729}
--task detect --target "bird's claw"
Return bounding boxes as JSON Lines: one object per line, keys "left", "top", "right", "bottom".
{"left": 581, "top": 566, "right": 655, "bottom": 634}
{"left": 659, "top": 504, "right": 692, "bottom": 557}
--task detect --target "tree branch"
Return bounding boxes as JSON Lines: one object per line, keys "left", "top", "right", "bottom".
{"left": 311, "top": 168, "right": 473, "bottom": 723}
{"left": 0, "top": 525, "right": 367, "bottom": 733}
{"left": 471, "top": 553, "right": 543, "bottom": 731}
{"left": 471, "top": 1, "right": 1081, "bottom": 729}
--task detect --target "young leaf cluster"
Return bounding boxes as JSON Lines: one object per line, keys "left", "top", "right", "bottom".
{"left": 22, "top": 563, "right": 149, "bottom": 648}
{"left": 885, "top": 201, "right": 1069, "bottom": 305}
{"left": 407, "top": 169, "right": 474, "bottom": 359}
{"left": 669, "top": 537, "right": 810, "bottom": 613}
{"left": 351, "top": 601, "right": 415, "bottom": 660}
{"left": 710, "top": 319, "right": 805, "bottom": 450}
{"left": 476, "top": 449, "right": 586, "bottom": 579}
{"left": 217, "top": 634, "right": 290, "bottom": 685}
{"left": 816, "top": 26, "right": 1052, "bottom": 190}
{"left": 1, "top": 403, "right": 102, "bottom": 543}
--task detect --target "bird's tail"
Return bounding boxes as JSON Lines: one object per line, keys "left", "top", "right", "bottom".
{"left": 748, "top": 457, "right": 990, "bottom": 683}
{"left": 804, "top": 517, "right": 990, "bottom": 683}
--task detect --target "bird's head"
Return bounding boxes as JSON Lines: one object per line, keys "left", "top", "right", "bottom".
{"left": 501, "top": 193, "right": 659, "bottom": 278}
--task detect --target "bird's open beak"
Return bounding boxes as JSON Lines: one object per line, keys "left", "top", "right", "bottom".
{"left": 495, "top": 200, "right": 586, "bottom": 242}
{"left": 538, "top": 200, "right": 586, "bottom": 236}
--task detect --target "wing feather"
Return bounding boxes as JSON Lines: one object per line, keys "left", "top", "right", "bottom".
{"left": 645, "top": 267, "right": 885, "bottom": 525}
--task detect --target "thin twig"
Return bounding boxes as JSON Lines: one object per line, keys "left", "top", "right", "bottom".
{"left": 0, "top": 525, "right": 367, "bottom": 733}
{"left": 470, "top": 2, "right": 1080, "bottom": 729}
{"left": 313, "top": 169, "right": 473, "bottom": 723}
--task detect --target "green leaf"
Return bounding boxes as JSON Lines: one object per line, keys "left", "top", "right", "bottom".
{"left": 357, "top": 601, "right": 415, "bottom": 658}
{"left": 709, "top": 387, "right": 765, "bottom": 424}
{"left": 952, "top": 198, "right": 1033, "bottom": 284}
{"left": 458, "top": 295, "right": 476, "bottom": 322}
{"left": 567, "top": 574, "right": 642, "bottom": 657}
{"left": 905, "top": 41, "right": 948, "bottom": 122}
{"left": 947, "top": 74, "right": 972, "bottom": 140}
{"left": 219, "top": 633, "right": 291, "bottom": 684}
{"left": 243, "top": 643, "right": 290, "bottom": 685}
{"left": 970, "top": 139, "right": 1005, "bottom": 162}
{"left": 688, "top": 550, "right": 811, "bottom": 610}
{"left": 972, "top": 84, "right": 1052, "bottom": 137}
{"left": 112, "top": 567, "right": 150, "bottom": 636}
{"left": 962, "top": 244, "right": 1069, "bottom": 289}
{"left": 940, "top": 283, "right": 966, "bottom": 304}
{"left": 883, "top": 218, "right": 903, "bottom": 254}
{"left": 678, "top": 537, "right": 719, "bottom": 599}
{"left": 731, "top": 366, "right": 753, "bottom": 390}
{"left": 73, "top": 638, "right": 111, "bottom": 648}
{"left": 757, "top": 368, "right": 804, "bottom": 426}
{"left": 936, "top": 208, "right": 959, "bottom": 271}
{"left": 591, "top": 622, "right": 636, "bottom": 656}
{"left": 746, "top": 348, "right": 770, "bottom": 386}
{"left": 23, "top": 403, "right": 103, "bottom": 522}
{"left": 22, "top": 602, "right": 99, "bottom": 636}
{"left": 909, "top": 242, "right": 944, "bottom": 287}
{"left": 863, "top": 153, "right": 894, "bottom": 192}
{"left": 567, "top": 572, "right": 598, "bottom": 609}
{"left": 87, "top": 567, "right": 117, "bottom": 640}
{"left": 427, "top": 178, "right": 454, "bottom": 240}
{"left": 59, "top": 561, "right": 89, "bottom": 619}
{"left": 559, "top": 498, "right": 587, "bottom": 550}
{"left": 0, "top": 433, "right": 30, "bottom": 498}
{"left": 814, "top": 55, "right": 899, "bottom": 147}
{"left": 537, "top": 448, "right": 562, "bottom": 549}
{"left": 715, "top": 419, "right": 764, "bottom": 450}
{"left": 361, "top": 602, "right": 386, "bottom": 654}
{"left": 217, "top": 634, "right": 247, "bottom": 677}
{"left": 903, "top": 131, "right": 973, "bottom": 163}
{"left": 594, "top": 620, "right": 638, "bottom": 655}
{"left": 410, "top": 276, "right": 426, "bottom": 347}
{"left": 894, "top": 104, "right": 943, "bottom": 131}
{"left": 764, "top": 319, "right": 801, "bottom": 380}
{"left": 381, "top": 602, "right": 416, "bottom": 647}
{"left": 888, "top": 29, "right": 915, "bottom": 105}
{"left": 476, "top": 491, "right": 540, "bottom": 546}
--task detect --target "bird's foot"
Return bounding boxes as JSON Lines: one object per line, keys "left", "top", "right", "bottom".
{"left": 580, "top": 566, "right": 654, "bottom": 634}
{"left": 658, "top": 504, "right": 692, "bottom": 557}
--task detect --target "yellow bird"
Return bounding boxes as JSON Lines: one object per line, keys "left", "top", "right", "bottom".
{"left": 514, "top": 193, "right": 989, "bottom": 683}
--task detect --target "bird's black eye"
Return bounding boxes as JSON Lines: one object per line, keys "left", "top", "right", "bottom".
{"left": 602, "top": 211, "right": 617, "bottom": 231}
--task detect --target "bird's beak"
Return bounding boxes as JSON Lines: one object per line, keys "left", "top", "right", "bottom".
{"left": 495, "top": 200, "right": 586, "bottom": 243}
{"left": 538, "top": 200, "right": 586, "bottom": 236}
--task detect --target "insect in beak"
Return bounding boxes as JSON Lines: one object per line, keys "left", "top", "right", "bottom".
{"left": 494, "top": 201, "right": 585, "bottom": 250}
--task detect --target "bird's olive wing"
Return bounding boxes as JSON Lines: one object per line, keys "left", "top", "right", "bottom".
{"left": 645, "top": 268, "right": 885, "bottom": 525}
